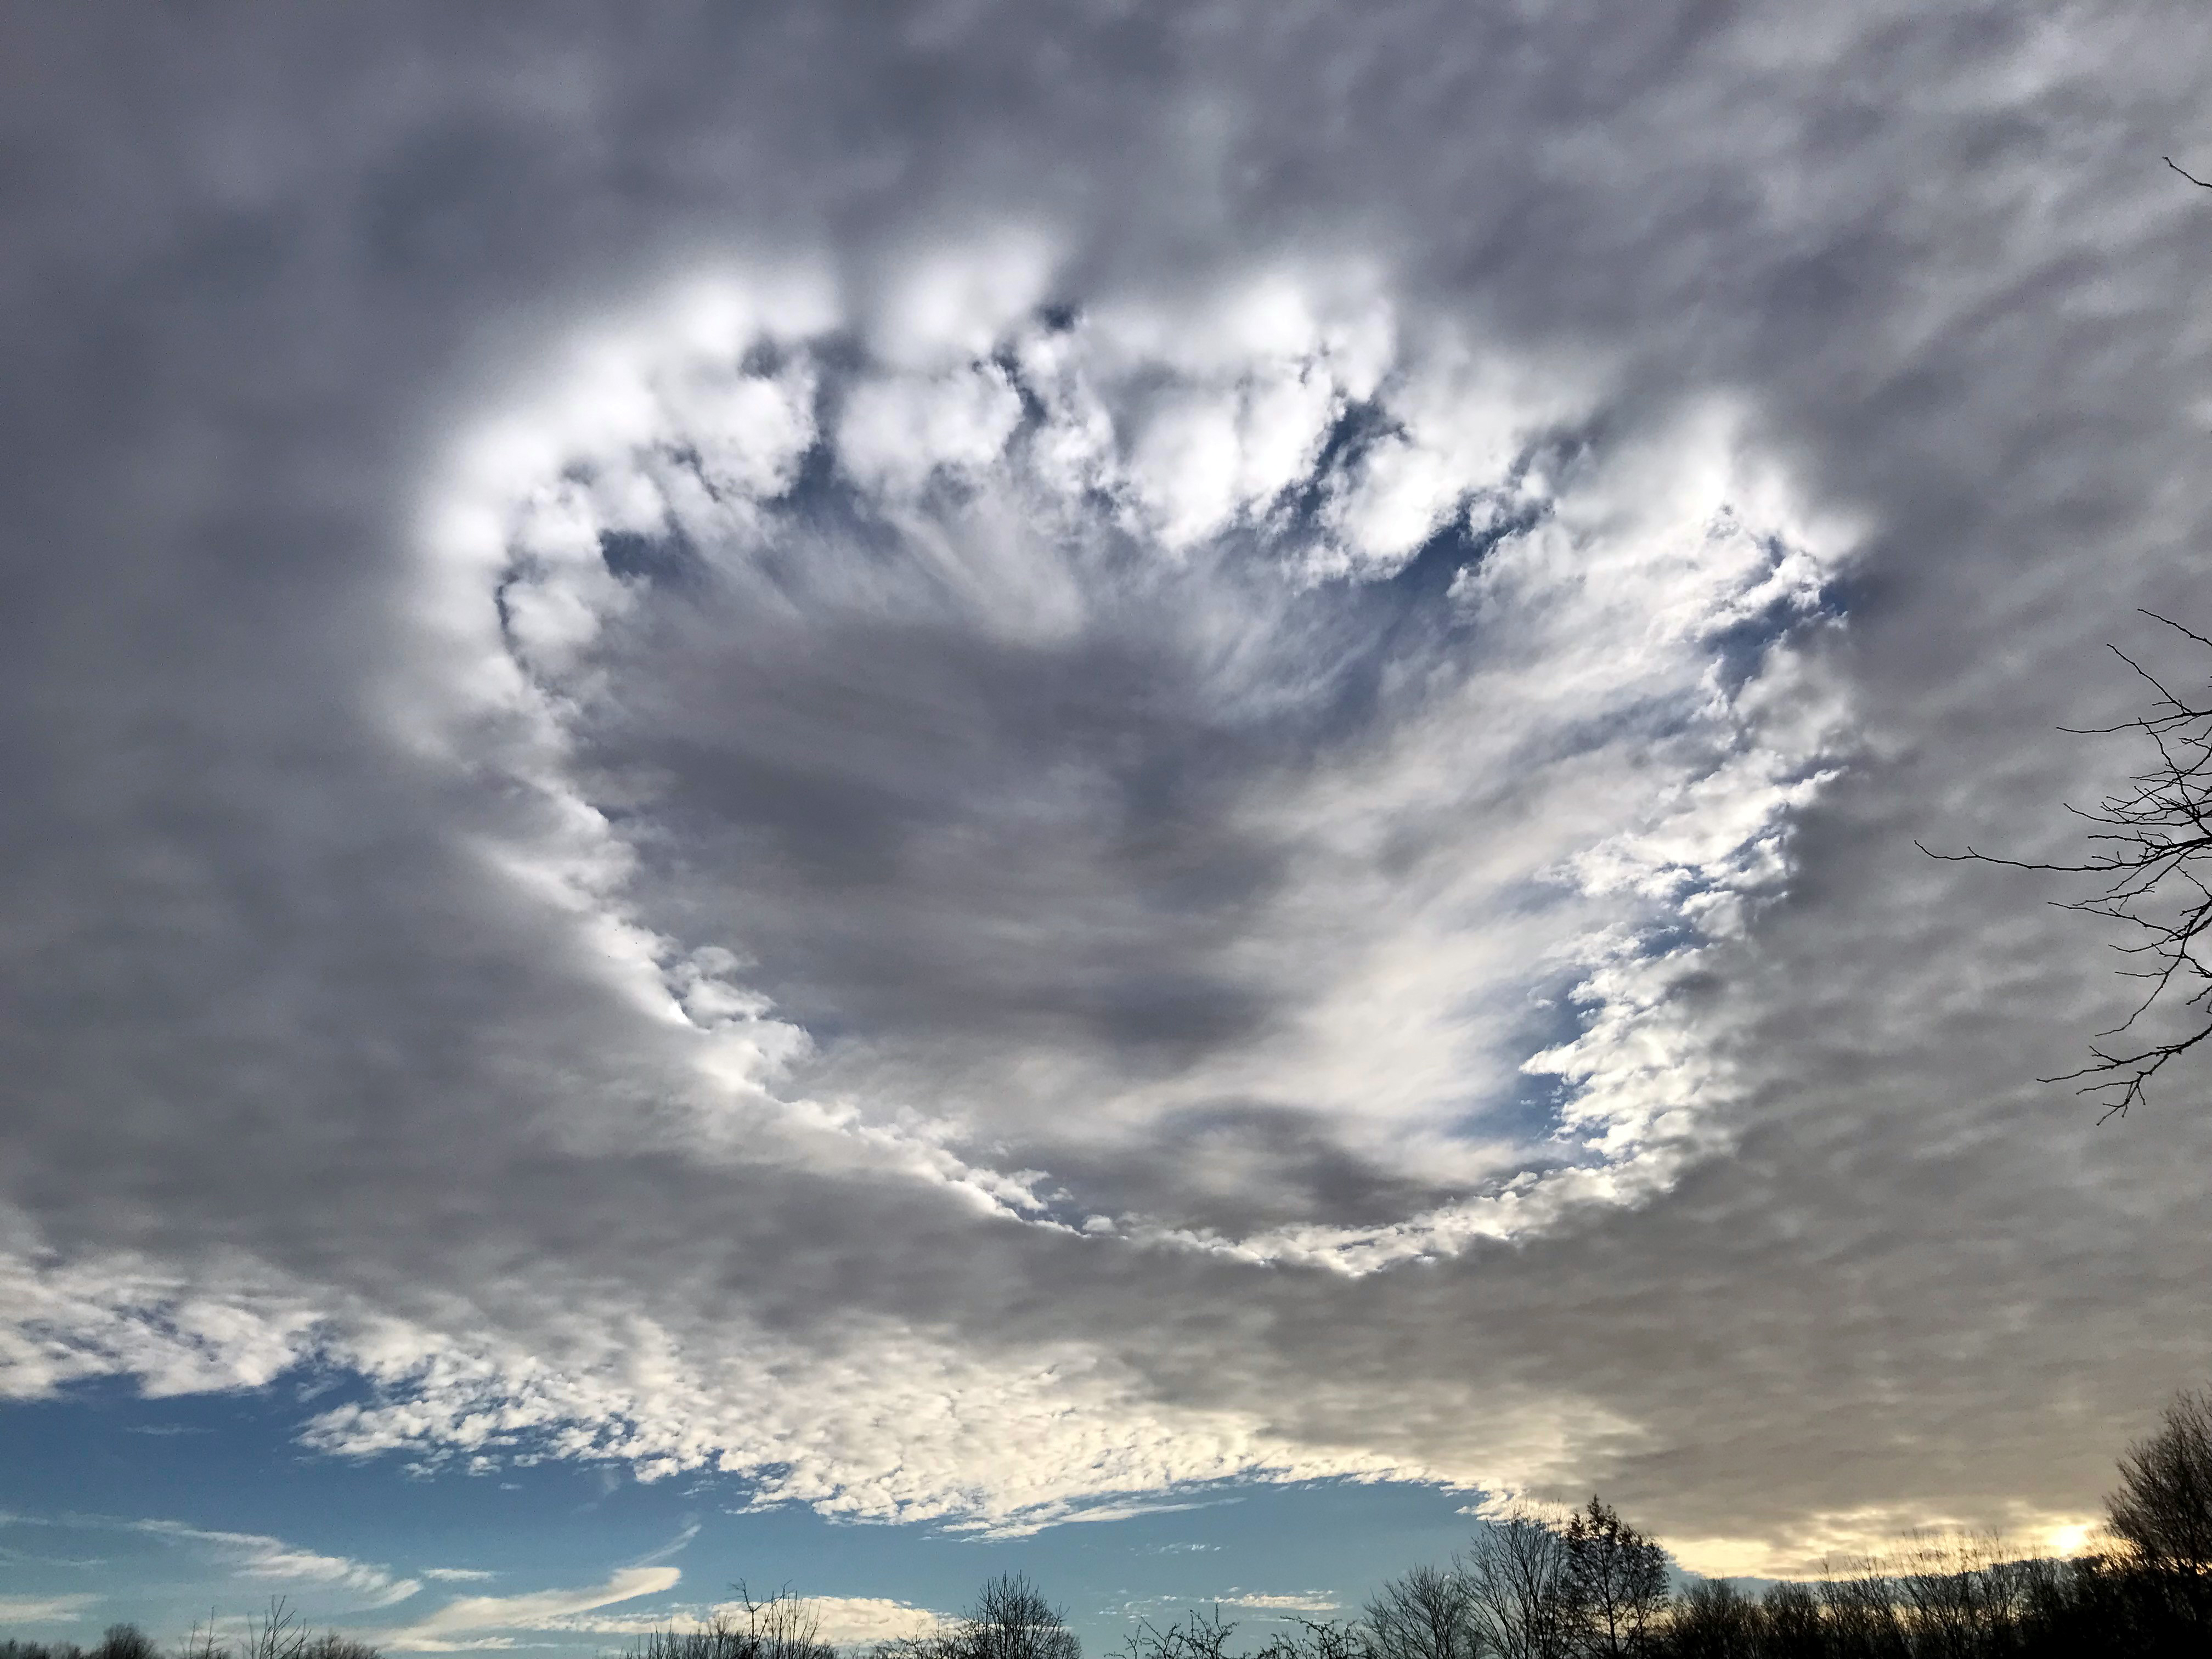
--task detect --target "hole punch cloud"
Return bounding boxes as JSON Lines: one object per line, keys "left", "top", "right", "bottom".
{"left": 1, "top": 253, "right": 1855, "bottom": 1538}
{"left": 413, "top": 264, "right": 1854, "bottom": 1265}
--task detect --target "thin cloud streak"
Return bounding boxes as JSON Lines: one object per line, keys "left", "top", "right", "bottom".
{"left": 375, "top": 1567, "right": 683, "bottom": 1652}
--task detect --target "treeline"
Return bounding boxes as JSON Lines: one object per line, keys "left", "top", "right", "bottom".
{"left": 809, "top": 1388, "right": 2212, "bottom": 1659}
{"left": 10, "top": 1391, "right": 2210, "bottom": 1659}
{"left": 1108, "top": 1385, "right": 2212, "bottom": 1659}
{"left": 1, "top": 1599, "right": 380, "bottom": 1659}
{"left": 0, "top": 1628, "right": 165, "bottom": 1659}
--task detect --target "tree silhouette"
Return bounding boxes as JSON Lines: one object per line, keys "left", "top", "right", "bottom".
{"left": 1925, "top": 613, "right": 2212, "bottom": 1116}
{"left": 2107, "top": 1387, "right": 2212, "bottom": 1629}
{"left": 1562, "top": 1500, "right": 1669, "bottom": 1656}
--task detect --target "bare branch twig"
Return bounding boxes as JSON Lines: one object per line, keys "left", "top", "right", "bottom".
{"left": 1929, "top": 617, "right": 2212, "bottom": 1117}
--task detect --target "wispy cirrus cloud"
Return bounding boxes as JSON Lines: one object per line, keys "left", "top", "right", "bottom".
{"left": 374, "top": 1568, "right": 682, "bottom": 1652}
{"left": 130, "top": 1520, "right": 422, "bottom": 1609}
{"left": 1216, "top": 1594, "right": 1340, "bottom": 1615}
{"left": 0, "top": 1595, "right": 99, "bottom": 1624}
{"left": 0, "top": 1513, "right": 447, "bottom": 1615}
{"left": 515, "top": 1598, "right": 944, "bottom": 1649}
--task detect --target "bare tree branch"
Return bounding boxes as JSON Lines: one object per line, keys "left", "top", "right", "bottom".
{"left": 1927, "top": 612, "right": 2212, "bottom": 1118}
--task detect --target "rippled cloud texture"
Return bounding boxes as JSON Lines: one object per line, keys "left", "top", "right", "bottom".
{"left": 8, "top": 0, "right": 2212, "bottom": 1582}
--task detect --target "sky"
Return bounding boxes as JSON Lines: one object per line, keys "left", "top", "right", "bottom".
{"left": 7, "top": 0, "right": 2212, "bottom": 1651}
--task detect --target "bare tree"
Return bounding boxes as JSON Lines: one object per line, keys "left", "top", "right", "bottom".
{"left": 1751, "top": 1582, "right": 1822, "bottom": 1659}
{"left": 241, "top": 1600, "right": 307, "bottom": 1659}
{"left": 1925, "top": 612, "right": 2212, "bottom": 1116}
{"left": 1656, "top": 1582, "right": 1757, "bottom": 1659}
{"left": 1121, "top": 1607, "right": 1239, "bottom": 1659}
{"left": 178, "top": 1610, "right": 230, "bottom": 1659}
{"left": 2106, "top": 1387, "right": 2212, "bottom": 1628}
{"left": 183, "top": 1600, "right": 384, "bottom": 1659}
{"left": 1812, "top": 1565, "right": 1908, "bottom": 1657}
{"left": 1363, "top": 1564, "right": 1482, "bottom": 1659}
{"left": 637, "top": 1584, "right": 834, "bottom": 1659}
{"left": 1560, "top": 1501, "right": 1669, "bottom": 1657}
{"left": 1246, "top": 1620, "right": 1374, "bottom": 1659}
{"left": 1890, "top": 1533, "right": 2030, "bottom": 1656}
{"left": 1461, "top": 1513, "right": 1575, "bottom": 1659}
{"left": 953, "top": 1575, "right": 1081, "bottom": 1659}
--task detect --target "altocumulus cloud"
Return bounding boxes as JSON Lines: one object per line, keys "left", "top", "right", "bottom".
{"left": 7, "top": 258, "right": 1854, "bottom": 1533}
{"left": 7, "top": 0, "right": 2212, "bottom": 1579}
{"left": 403, "top": 262, "right": 1850, "bottom": 1260}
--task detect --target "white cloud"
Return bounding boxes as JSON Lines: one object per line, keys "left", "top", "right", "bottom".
{"left": 864, "top": 229, "right": 1060, "bottom": 369}
{"left": 294, "top": 1301, "right": 1418, "bottom": 1530}
{"left": 551, "top": 1599, "right": 944, "bottom": 1648}
{"left": 782, "top": 1600, "right": 944, "bottom": 1648}
{"left": 1216, "top": 1594, "right": 1340, "bottom": 1615}
{"left": 0, "top": 260, "right": 1858, "bottom": 1537}
{"left": 130, "top": 1520, "right": 421, "bottom": 1609}
{"left": 0, "top": 1595, "right": 98, "bottom": 1623}
{"left": 836, "top": 365, "right": 1024, "bottom": 496}
{"left": 0, "top": 1227, "right": 323, "bottom": 1401}
{"left": 422, "top": 271, "right": 1849, "bottom": 1244}
{"left": 0, "top": 1512, "right": 418, "bottom": 1608}
{"left": 377, "top": 1567, "right": 682, "bottom": 1652}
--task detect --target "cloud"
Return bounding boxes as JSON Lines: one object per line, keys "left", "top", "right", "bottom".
{"left": 412, "top": 276, "right": 1847, "bottom": 1267}
{"left": 780, "top": 1600, "right": 945, "bottom": 1649}
{"left": 0, "top": 1596, "right": 99, "bottom": 1623}
{"left": 1217, "top": 1594, "right": 1340, "bottom": 1615}
{"left": 624, "top": 1523, "right": 700, "bottom": 1568}
{"left": 526, "top": 1599, "right": 944, "bottom": 1649}
{"left": 0, "top": 1511, "right": 423, "bottom": 1613}
{"left": 129, "top": 1521, "right": 422, "bottom": 1609}
{"left": 2, "top": 257, "right": 1853, "bottom": 1533}
{"left": 376, "top": 1568, "right": 683, "bottom": 1652}
{"left": 5, "top": 0, "right": 2212, "bottom": 1579}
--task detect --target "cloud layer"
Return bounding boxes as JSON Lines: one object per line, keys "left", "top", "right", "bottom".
{"left": 0, "top": 1514, "right": 434, "bottom": 1620}
{"left": 375, "top": 1568, "right": 681, "bottom": 1652}
{"left": 7, "top": 0, "right": 2212, "bottom": 1579}
{"left": 418, "top": 267, "right": 1849, "bottom": 1261}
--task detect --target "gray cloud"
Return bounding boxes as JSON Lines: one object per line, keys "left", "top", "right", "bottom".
{"left": 7, "top": 0, "right": 2212, "bottom": 1575}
